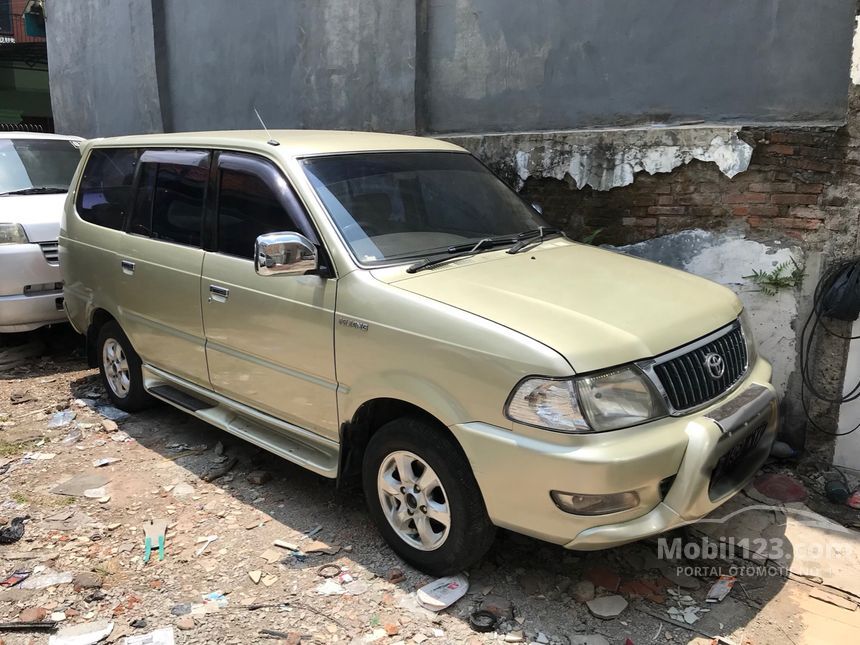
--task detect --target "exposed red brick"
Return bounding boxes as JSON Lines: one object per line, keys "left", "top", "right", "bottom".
{"left": 646, "top": 206, "right": 685, "bottom": 215}
{"left": 585, "top": 566, "right": 621, "bottom": 592}
{"left": 749, "top": 182, "right": 795, "bottom": 193}
{"left": 771, "top": 193, "right": 819, "bottom": 205}
{"left": 724, "top": 192, "right": 768, "bottom": 204}
{"left": 763, "top": 143, "right": 796, "bottom": 155}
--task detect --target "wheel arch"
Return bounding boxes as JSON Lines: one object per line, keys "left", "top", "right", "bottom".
{"left": 337, "top": 397, "right": 466, "bottom": 487}
{"left": 85, "top": 308, "right": 118, "bottom": 367}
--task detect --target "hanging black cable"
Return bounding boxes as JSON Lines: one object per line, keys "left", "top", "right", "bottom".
{"left": 798, "top": 258, "right": 860, "bottom": 436}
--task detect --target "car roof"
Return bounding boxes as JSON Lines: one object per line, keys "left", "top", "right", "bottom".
{"left": 0, "top": 132, "right": 83, "bottom": 142}
{"left": 82, "top": 129, "right": 466, "bottom": 157}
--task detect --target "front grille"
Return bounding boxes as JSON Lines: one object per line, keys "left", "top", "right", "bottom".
{"left": 653, "top": 325, "right": 748, "bottom": 411}
{"left": 38, "top": 241, "right": 59, "bottom": 265}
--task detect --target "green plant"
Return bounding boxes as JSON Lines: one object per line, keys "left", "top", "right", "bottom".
{"left": 745, "top": 259, "right": 804, "bottom": 296}
{"left": 580, "top": 228, "right": 602, "bottom": 245}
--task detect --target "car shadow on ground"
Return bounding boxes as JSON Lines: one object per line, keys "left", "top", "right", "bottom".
{"left": 60, "top": 365, "right": 806, "bottom": 644}
{"left": 0, "top": 323, "right": 85, "bottom": 381}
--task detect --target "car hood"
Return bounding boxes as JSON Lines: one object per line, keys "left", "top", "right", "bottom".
{"left": 0, "top": 192, "right": 67, "bottom": 242}
{"left": 375, "top": 239, "right": 742, "bottom": 373}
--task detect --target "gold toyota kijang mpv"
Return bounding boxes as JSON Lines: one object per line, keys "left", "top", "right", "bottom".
{"left": 61, "top": 131, "right": 777, "bottom": 574}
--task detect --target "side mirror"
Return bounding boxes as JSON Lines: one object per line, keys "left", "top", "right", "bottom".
{"left": 531, "top": 202, "right": 543, "bottom": 215}
{"left": 254, "top": 232, "right": 318, "bottom": 276}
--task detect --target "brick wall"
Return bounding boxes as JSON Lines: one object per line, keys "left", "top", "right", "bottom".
{"left": 520, "top": 127, "right": 849, "bottom": 249}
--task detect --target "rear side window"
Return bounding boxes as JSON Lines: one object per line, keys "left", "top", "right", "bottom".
{"left": 216, "top": 156, "right": 301, "bottom": 259}
{"left": 128, "top": 151, "right": 208, "bottom": 247}
{"left": 76, "top": 148, "right": 139, "bottom": 230}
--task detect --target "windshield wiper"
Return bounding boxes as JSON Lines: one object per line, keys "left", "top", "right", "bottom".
{"left": 507, "top": 226, "right": 562, "bottom": 254}
{"left": 406, "top": 237, "right": 507, "bottom": 274}
{"left": 0, "top": 186, "right": 68, "bottom": 196}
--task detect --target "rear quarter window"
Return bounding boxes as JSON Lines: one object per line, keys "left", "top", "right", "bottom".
{"left": 76, "top": 148, "right": 140, "bottom": 230}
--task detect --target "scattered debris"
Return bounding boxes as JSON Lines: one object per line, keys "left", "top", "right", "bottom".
{"left": 19, "top": 606, "right": 47, "bottom": 622}
{"left": 585, "top": 566, "right": 621, "bottom": 592}
{"left": 808, "top": 588, "right": 857, "bottom": 611}
{"left": 92, "top": 457, "right": 121, "bottom": 468}
{"left": 72, "top": 572, "right": 103, "bottom": 590}
{"left": 0, "top": 569, "right": 30, "bottom": 587}
{"left": 316, "top": 579, "right": 345, "bottom": 595}
{"left": 0, "top": 619, "right": 57, "bottom": 632}
{"left": 52, "top": 473, "right": 111, "bottom": 497}
{"left": 848, "top": 490, "right": 860, "bottom": 509}
{"left": 0, "top": 516, "right": 27, "bottom": 544}
{"left": 571, "top": 579, "right": 596, "bottom": 603}
{"left": 586, "top": 594, "right": 628, "bottom": 619}
{"left": 305, "top": 525, "right": 323, "bottom": 538}
{"left": 96, "top": 405, "right": 129, "bottom": 421}
{"left": 22, "top": 451, "right": 56, "bottom": 460}
{"left": 19, "top": 570, "right": 73, "bottom": 590}
{"left": 142, "top": 519, "right": 167, "bottom": 563}
{"left": 304, "top": 540, "right": 341, "bottom": 555}
{"left": 47, "top": 410, "right": 76, "bottom": 428}
{"left": 83, "top": 486, "right": 108, "bottom": 499}
{"left": 248, "top": 570, "right": 263, "bottom": 584}
{"left": 47, "top": 620, "right": 113, "bottom": 645}
{"left": 195, "top": 535, "right": 218, "bottom": 557}
{"left": 124, "top": 627, "right": 175, "bottom": 645}
{"left": 666, "top": 588, "right": 709, "bottom": 624}
{"left": 468, "top": 609, "right": 497, "bottom": 633}
{"left": 481, "top": 595, "right": 513, "bottom": 620}
{"left": 706, "top": 576, "right": 736, "bottom": 603}
{"left": 202, "top": 456, "right": 237, "bottom": 482}
{"left": 171, "top": 482, "right": 195, "bottom": 497}
{"left": 247, "top": 470, "right": 271, "bottom": 485}
{"left": 317, "top": 564, "right": 342, "bottom": 579}
{"left": 385, "top": 567, "right": 405, "bottom": 584}
{"left": 273, "top": 539, "right": 300, "bottom": 551}
{"left": 416, "top": 575, "right": 469, "bottom": 611}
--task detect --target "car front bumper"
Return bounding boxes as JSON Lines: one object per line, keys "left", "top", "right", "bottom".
{"left": 0, "top": 242, "right": 65, "bottom": 332}
{"left": 451, "top": 357, "right": 778, "bottom": 549}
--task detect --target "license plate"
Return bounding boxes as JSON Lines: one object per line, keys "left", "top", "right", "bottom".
{"left": 713, "top": 422, "right": 767, "bottom": 480}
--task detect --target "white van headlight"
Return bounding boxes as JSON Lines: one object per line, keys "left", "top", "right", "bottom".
{"left": 0, "top": 223, "right": 28, "bottom": 245}
{"left": 506, "top": 366, "right": 667, "bottom": 433}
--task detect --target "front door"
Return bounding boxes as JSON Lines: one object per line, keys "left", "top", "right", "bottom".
{"left": 117, "top": 149, "right": 209, "bottom": 386}
{"left": 201, "top": 152, "right": 339, "bottom": 440}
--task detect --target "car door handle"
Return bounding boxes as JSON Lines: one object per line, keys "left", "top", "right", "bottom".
{"left": 121, "top": 260, "right": 135, "bottom": 275}
{"left": 208, "top": 285, "right": 229, "bottom": 303}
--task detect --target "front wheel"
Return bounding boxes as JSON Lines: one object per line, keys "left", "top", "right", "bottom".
{"left": 96, "top": 321, "right": 151, "bottom": 412}
{"left": 362, "top": 416, "right": 496, "bottom": 575}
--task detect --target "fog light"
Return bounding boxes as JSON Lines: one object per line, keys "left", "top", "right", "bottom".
{"left": 550, "top": 490, "right": 640, "bottom": 516}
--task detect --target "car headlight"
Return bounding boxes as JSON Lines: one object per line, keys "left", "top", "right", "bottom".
{"left": 506, "top": 366, "right": 667, "bottom": 433}
{"left": 739, "top": 309, "right": 758, "bottom": 368}
{"left": 0, "top": 223, "right": 29, "bottom": 245}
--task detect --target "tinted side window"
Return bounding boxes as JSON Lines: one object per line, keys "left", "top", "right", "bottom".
{"left": 76, "top": 148, "right": 139, "bottom": 230}
{"left": 217, "top": 163, "right": 300, "bottom": 259}
{"left": 150, "top": 163, "right": 207, "bottom": 247}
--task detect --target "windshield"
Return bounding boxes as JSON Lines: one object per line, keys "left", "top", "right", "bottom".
{"left": 0, "top": 138, "right": 80, "bottom": 195}
{"left": 302, "top": 152, "right": 545, "bottom": 265}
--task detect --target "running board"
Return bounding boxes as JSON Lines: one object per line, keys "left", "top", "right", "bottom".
{"left": 142, "top": 365, "right": 339, "bottom": 478}
{"left": 148, "top": 385, "right": 215, "bottom": 412}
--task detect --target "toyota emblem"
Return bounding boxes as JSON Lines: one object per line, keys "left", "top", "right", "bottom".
{"left": 703, "top": 352, "right": 726, "bottom": 379}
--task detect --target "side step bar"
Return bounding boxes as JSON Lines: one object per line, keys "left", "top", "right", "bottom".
{"left": 141, "top": 365, "right": 339, "bottom": 478}
{"left": 148, "top": 385, "right": 215, "bottom": 412}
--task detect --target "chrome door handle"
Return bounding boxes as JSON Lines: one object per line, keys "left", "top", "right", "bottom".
{"left": 121, "top": 260, "right": 135, "bottom": 275}
{"left": 208, "top": 285, "right": 229, "bottom": 303}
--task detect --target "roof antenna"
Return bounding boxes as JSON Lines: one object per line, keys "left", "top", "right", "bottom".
{"left": 254, "top": 108, "right": 280, "bottom": 147}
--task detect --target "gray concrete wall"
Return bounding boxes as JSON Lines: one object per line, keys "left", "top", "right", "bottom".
{"left": 47, "top": 0, "right": 856, "bottom": 138}
{"left": 47, "top": 0, "right": 163, "bottom": 137}
{"left": 155, "top": 0, "right": 416, "bottom": 133}
{"left": 425, "top": 0, "right": 857, "bottom": 133}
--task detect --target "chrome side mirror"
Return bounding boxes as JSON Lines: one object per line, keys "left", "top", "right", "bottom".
{"left": 254, "top": 232, "right": 318, "bottom": 276}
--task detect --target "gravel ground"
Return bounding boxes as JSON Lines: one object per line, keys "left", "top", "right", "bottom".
{"left": 0, "top": 326, "right": 845, "bottom": 645}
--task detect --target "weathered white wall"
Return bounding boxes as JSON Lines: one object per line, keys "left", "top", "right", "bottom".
{"left": 619, "top": 229, "right": 802, "bottom": 397}
{"left": 835, "top": 323, "right": 860, "bottom": 469}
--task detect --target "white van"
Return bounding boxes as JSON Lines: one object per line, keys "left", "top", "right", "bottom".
{"left": 0, "top": 132, "right": 82, "bottom": 332}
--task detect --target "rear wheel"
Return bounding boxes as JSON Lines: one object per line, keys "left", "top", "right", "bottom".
{"left": 96, "top": 321, "right": 151, "bottom": 411}
{"left": 363, "top": 416, "right": 496, "bottom": 575}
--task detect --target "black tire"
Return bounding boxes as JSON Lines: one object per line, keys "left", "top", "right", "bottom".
{"left": 96, "top": 321, "right": 151, "bottom": 412}
{"left": 362, "top": 416, "right": 496, "bottom": 575}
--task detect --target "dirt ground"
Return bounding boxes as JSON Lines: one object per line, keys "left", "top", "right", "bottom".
{"left": 1, "top": 326, "right": 859, "bottom": 645}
